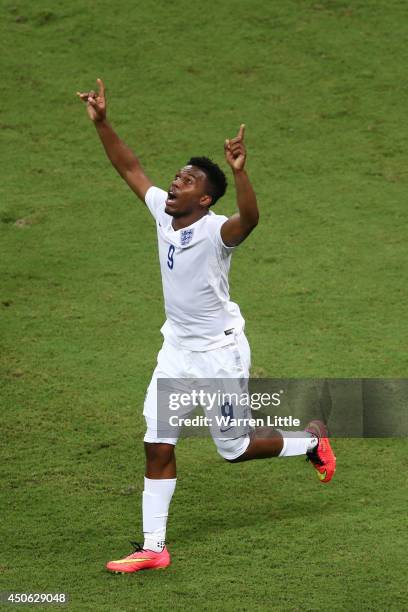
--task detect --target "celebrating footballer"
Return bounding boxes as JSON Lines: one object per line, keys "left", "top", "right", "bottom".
{"left": 77, "top": 79, "right": 336, "bottom": 573}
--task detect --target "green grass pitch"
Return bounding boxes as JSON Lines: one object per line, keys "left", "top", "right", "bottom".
{"left": 1, "top": 1, "right": 407, "bottom": 610}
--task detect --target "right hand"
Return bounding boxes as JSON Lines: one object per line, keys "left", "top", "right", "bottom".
{"left": 224, "top": 124, "right": 246, "bottom": 172}
{"left": 76, "top": 78, "right": 106, "bottom": 122}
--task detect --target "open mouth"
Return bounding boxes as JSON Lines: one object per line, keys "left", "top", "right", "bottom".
{"left": 166, "top": 189, "right": 178, "bottom": 205}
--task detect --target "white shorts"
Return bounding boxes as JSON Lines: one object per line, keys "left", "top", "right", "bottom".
{"left": 143, "top": 332, "right": 252, "bottom": 460}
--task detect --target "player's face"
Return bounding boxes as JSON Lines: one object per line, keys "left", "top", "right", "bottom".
{"left": 165, "top": 165, "right": 212, "bottom": 217}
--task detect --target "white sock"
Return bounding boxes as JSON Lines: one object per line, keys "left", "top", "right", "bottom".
{"left": 277, "top": 430, "right": 318, "bottom": 457}
{"left": 142, "top": 477, "right": 177, "bottom": 552}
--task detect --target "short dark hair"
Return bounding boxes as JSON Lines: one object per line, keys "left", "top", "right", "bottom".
{"left": 187, "top": 156, "right": 227, "bottom": 206}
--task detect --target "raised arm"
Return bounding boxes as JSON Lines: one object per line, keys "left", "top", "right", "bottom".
{"left": 76, "top": 79, "right": 152, "bottom": 202}
{"left": 221, "top": 124, "right": 259, "bottom": 247}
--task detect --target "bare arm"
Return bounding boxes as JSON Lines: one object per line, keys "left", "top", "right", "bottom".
{"left": 77, "top": 79, "right": 152, "bottom": 202}
{"left": 221, "top": 125, "right": 259, "bottom": 247}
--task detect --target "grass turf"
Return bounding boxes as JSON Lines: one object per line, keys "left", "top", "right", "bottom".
{"left": 1, "top": 1, "right": 407, "bottom": 610}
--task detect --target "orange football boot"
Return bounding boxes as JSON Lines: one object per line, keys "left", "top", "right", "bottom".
{"left": 306, "top": 420, "right": 336, "bottom": 483}
{"left": 106, "top": 542, "right": 170, "bottom": 574}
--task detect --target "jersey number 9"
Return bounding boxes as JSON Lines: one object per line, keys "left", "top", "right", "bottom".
{"left": 167, "top": 245, "right": 175, "bottom": 270}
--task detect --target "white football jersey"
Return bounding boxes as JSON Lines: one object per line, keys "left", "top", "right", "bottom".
{"left": 145, "top": 186, "right": 245, "bottom": 350}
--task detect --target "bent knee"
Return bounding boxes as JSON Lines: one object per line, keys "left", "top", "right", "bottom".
{"left": 144, "top": 441, "right": 175, "bottom": 464}
{"left": 214, "top": 434, "right": 250, "bottom": 462}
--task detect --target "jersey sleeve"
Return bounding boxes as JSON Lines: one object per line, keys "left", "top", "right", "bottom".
{"left": 145, "top": 186, "right": 167, "bottom": 221}
{"left": 207, "top": 214, "right": 237, "bottom": 255}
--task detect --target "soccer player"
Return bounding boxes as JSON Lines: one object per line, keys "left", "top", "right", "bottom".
{"left": 77, "top": 79, "right": 336, "bottom": 573}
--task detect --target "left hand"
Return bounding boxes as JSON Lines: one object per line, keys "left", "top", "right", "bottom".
{"left": 224, "top": 124, "right": 246, "bottom": 171}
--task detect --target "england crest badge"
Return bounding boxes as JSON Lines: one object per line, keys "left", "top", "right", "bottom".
{"left": 180, "top": 228, "right": 194, "bottom": 246}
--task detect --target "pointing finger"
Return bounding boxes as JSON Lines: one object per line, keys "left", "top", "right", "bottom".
{"left": 238, "top": 123, "right": 245, "bottom": 141}
{"left": 97, "top": 78, "right": 105, "bottom": 98}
